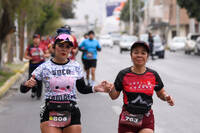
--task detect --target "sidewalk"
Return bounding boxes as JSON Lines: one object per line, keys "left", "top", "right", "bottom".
{"left": 0, "top": 62, "right": 29, "bottom": 98}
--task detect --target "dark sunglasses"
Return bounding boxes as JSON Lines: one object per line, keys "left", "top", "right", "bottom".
{"left": 57, "top": 43, "right": 72, "bottom": 49}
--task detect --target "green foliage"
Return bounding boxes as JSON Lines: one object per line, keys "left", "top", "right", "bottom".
{"left": 57, "top": 0, "right": 75, "bottom": 19}
{"left": 35, "top": 1, "right": 60, "bottom": 35}
{"left": 120, "top": 0, "right": 144, "bottom": 22}
{"left": 0, "top": 70, "right": 14, "bottom": 87}
{"left": 120, "top": 1, "right": 130, "bottom": 22}
{"left": 177, "top": 0, "right": 200, "bottom": 21}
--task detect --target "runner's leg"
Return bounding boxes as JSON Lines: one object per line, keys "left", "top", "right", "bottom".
{"left": 63, "top": 125, "right": 81, "bottom": 133}
{"left": 138, "top": 128, "right": 153, "bottom": 133}
{"left": 40, "top": 122, "right": 62, "bottom": 133}
{"left": 91, "top": 67, "right": 96, "bottom": 81}
{"left": 86, "top": 69, "right": 90, "bottom": 84}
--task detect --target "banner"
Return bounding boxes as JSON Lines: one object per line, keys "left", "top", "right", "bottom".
{"left": 106, "top": 2, "right": 121, "bottom": 17}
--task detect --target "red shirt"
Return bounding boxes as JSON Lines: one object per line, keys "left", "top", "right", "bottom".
{"left": 26, "top": 44, "right": 46, "bottom": 63}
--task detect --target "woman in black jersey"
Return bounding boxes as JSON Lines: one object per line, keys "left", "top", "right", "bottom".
{"left": 104, "top": 41, "right": 174, "bottom": 133}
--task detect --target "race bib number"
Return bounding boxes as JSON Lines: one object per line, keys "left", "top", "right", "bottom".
{"left": 120, "top": 111, "right": 143, "bottom": 126}
{"left": 48, "top": 111, "right": 71, "bottom": 127}
{"left": 86, "top": 52, "right": 93, "bottom": 59}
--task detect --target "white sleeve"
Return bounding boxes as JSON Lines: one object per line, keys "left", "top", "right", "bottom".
{"left": 32, "top": 64, "right": 44, "bottom": 81}
{"left": 76, "top": 64, "right": 84, "bottom": 79}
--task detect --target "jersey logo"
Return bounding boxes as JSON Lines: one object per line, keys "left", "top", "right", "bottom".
{"left": 49, "top": 76, "right": 74, "bottom": 94}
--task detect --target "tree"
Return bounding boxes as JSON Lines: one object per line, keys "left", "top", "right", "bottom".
{"left": 120, "top": 0, "right": 144, "bottom": 34}
{"left": 177, "top": 0, "right": 200, "bottom": 21}
{"left": 0, "top": 0, "right": 17, "bottom": 67}
{"left": 0, "top": 0, "right": 77, "bottom": 65}
{"left": 57, "top": 0, "right": 76, "bottom": 19}
{"left": 35, "top": 0, "right": 60, "bottom": 36}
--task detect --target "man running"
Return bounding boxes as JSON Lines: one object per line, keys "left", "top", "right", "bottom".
{"left": 24, "top": 34, "right": 49, "bottom": 99}
{"left": 79, "top": 30, "right": 101, "bottom": 86}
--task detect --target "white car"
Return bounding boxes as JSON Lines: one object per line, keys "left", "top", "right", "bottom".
{"left": 119, "top": 35, "right": 138, "bottom": 53}
{"left": 184, "top": 33, "right": 200, "bottom": 54}
{"left": 110, "top": 33, "right": 121, "bottom": 45}
{"left": 99, "top": 35, "right": 113, "bottom": 48}
{"left": 168, "top": 36, "right": 186, "bottom": 51}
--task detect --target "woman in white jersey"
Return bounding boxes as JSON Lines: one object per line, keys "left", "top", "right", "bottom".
{"left": 21, "top": 32, "right": 110, "bottom": 133}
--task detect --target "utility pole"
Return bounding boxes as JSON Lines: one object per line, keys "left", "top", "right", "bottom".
{"left": 84, "top": 14, "right": 89, "bottom": 32}
{"left": 129, "top": 0, "right": 133, "bottom": 35}
{"left": 176, "top": 3, "right": 180, "bottom": 36}
{"left": 14, "top": 17, "right": 19, "bottom": 62}
{"left": 190, "top": 18, "right": 195, "bottom": 33}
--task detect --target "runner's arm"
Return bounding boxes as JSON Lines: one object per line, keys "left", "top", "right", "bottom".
{"left": 20, "top": 81, "right": 32, "bottom": 93}
{"left": 109, "top": 86, "right": 121, "bottom": 100}
{"left": 76, "top": 78, "right": 93, "bottom": 94}
{"left": 78, "top": 47, "right": 87, "bottom": 52}
{"left": 97, "top": 41, "right": 101, "bottom": 51}
{"left": 97, "top": 47, "right": 101, "bottom": 51}
{"left": 156, "top": 88, "right": 175, "bottom": 106}
{"left": 24, "top": 49, "right": 32, "bottom": 60}
{"left": 76, "top": 78, "right": 110, "bottom": 94}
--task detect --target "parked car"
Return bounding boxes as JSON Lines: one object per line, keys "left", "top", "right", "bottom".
{"left": 194, "top": 37, "right": 200, "bottom": 55}
{"left": 110, "top": 33, "right": 121, "bottom": 45}
{"left": 184, "top": 33, "right": 200, "bottom": 54}
{"left": 119, "top": 35, "right": 138, "bottom": 53}
{"left": 168, "top": 36, "right": 186, "bottom": 51}
{"left": 99, "top": 34, "right": 113, "bottom": 48}
{"left": 153, "top": 35, "right": 165, "bottom": 58}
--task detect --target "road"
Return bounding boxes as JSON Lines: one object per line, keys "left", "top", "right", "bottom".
{"left": 0, "top": 46, "right": 200, "bottom": 133}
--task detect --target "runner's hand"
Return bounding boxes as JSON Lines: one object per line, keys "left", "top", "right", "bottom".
{"left": 24, "top": 75, "right": 37, "bottom": 88}
{"left": 101, "top": 81, "right": 113, "bottom": 93}
{"left": 165, "top": 95, "right": 175, "bottom": 106}
{"left": 94, "top": 81, "right": 112, "bottom": 93}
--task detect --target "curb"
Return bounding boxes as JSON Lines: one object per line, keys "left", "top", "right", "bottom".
{"left": 0, "top": 62, "right": 29, "bottom": 98}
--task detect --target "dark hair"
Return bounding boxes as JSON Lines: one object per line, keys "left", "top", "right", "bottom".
{"left": 88, "top": 30, "right": 95, "bottom": 35}
{"left": 130, "top": 41, "right": 150, "bottom": 54}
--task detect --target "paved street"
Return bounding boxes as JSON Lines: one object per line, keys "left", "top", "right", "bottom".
{"left": 0, "top": 46, "right": 200, "bottom": 133}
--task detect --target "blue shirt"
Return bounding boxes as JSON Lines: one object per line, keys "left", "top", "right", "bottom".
{"left": 79, "top": 39, "right": 101, "bottom": 60}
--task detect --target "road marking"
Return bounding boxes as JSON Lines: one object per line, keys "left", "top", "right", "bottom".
{"left": 112, "top": 106, "right": 122, "bottom": 115}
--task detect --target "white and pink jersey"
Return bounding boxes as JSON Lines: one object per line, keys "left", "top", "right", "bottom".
{"left": 32, "top": 59, "right": 83, "bottom": 102}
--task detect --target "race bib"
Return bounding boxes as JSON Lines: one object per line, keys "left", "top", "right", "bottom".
{"left": 47, "top": 111, "right": 71, "bottom": 127}
{"left": 120, "top": 110, "right": 143, "bottom": 126}
{"left": 86, "top": 52, "right": 93, "bottom": 59}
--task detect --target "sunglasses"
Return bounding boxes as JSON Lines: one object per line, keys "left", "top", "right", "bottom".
{"left": 57, "top": 43, "right": 72, "bottom": 49}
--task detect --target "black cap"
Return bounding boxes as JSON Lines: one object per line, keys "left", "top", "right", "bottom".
{"left": 130, "top": 41, "right": 150, "bottom": 54}
{"left": 33, "top": 34, "right": 40, "bottom": 39}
